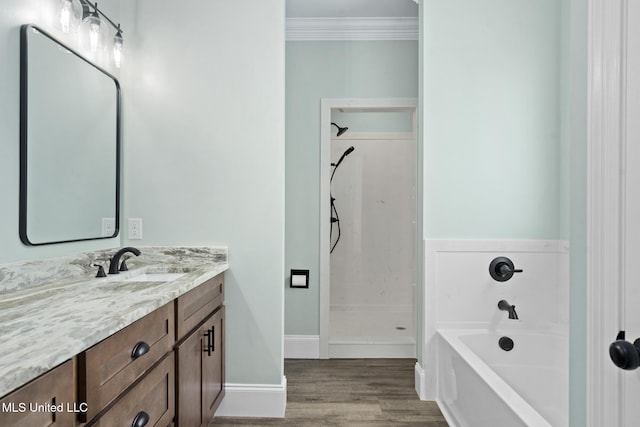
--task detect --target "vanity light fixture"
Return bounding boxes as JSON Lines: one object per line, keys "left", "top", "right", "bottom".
{"left": 82, "top": 3, "right": 102, "bottom": 53}
{"left": 113, "top": 24, "right": 123, "bottom": 68}
{"left": 58, "top": 0, "right": 82, "bottom": 34}
{"left": 57, "top": 0, "right": 124, "bottom": 67}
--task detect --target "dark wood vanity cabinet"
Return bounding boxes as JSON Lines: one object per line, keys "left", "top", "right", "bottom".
{"left": 79, "top": 272, "right": 225, "bottom": 427}
{"left": 0, "top": 272, "right": 225, "bottom": 427}
{"left": 175, "top": 274, "right": 225, "bottom": 427}
{"left": 0, "top": 359, "right": 76, "bottom": 427}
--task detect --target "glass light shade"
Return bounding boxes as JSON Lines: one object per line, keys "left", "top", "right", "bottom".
{"left": 113, "top": 30, "right": 123, "bottom": 68}
{"left": 85, "top": 12, "right": 101, "bottom": 52}
{"left": 58, "top": 0, "right": 82, "bottom": 33}
{"left": 80, "top": 9, "right": 108, "bottom": 55}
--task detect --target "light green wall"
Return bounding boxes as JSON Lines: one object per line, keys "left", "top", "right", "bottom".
{"left": 285, "top": 41, "right": 419, "bottom": 336}
{"left": 423, "top": 0, "right": 563, "bottom": 240}
{"left": 124, "top": 0, "right": 285, "bottom": 385}
{"left": 0, "top": 0, "right": 128, "bottom": 263}
{"left": 422, "top": 1, "right": 586, "bottom": 423}
{"left": 567, "top": 0, "right": 587, "bottom": 424}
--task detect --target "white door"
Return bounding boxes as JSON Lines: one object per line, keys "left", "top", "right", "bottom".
{"left": 619, "top": 1, "right": 640, "bottom": 423}
{"left": 589, "top": 2, "right": 640, "bottom": 425}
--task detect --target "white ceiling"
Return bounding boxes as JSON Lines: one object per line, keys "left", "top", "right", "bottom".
{"left": 286, "top": 0, "right": 418, "bottom": 18}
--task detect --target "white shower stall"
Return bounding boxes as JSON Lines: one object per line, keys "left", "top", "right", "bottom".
{"left": 321, "top": 99, "right": 418, "bottom": 358}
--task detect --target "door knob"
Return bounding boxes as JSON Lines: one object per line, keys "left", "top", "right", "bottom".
{"left": 609, "top": 330, "right": 640, "bottom": 370}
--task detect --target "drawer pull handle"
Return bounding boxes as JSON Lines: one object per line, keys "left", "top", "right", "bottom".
{"left": 210, "top": 326, "right": 215, "bottom": 352}
{"left": 131, "top": 341, "right": 150, "bottom": 359}
{"left": 204, "top": 330, "right": 213, "bottom": 356}
{"left": 132, "top": 411, "right": 150, "bottom": 427}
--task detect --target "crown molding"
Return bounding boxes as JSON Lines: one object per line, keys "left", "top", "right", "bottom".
{"left": 286, "top": 17, "right": 419, "bottom": 41}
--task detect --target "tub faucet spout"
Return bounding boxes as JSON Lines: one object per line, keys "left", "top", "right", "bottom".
{"left": 498, "top": 300, "right": 518, "bottom": 320}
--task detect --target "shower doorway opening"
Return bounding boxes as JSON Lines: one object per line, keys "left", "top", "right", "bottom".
{"left": 319, "top": 98, "right": 418, "bottom": 359}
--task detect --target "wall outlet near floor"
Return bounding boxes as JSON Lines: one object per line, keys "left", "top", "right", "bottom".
{"left": 128, "top": 218, "right": 143, "bottom": 240}
{"left": 101, "top": 218, "right": 116, "bottom": 237}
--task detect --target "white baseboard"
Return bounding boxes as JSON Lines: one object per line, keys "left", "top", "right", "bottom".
{"left": 284, "top": 335, "right": 320, "bottom": 359}
{"left": 415, "top": 362, "right": 427, "bottom": 400}
{"left": 436, "top": 398, "right": 459, "bottom": 427}
{"left": 214, "top": 376, "right": 287, "bottom": 418}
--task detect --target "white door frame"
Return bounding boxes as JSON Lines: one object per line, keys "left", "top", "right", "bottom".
{"left": 587, "top": 0, "right": 626, "bottom": 425}
{"left": 319, "top": 98, "right": 418, "bottom": 358}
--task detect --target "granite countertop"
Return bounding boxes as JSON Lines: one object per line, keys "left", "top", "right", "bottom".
{"left": 0, "top": 246, "right": 228, "bottom": 398}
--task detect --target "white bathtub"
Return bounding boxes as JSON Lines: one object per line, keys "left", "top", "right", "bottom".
{"left": 437, "top": 329, "right": 568, "bottom": 427}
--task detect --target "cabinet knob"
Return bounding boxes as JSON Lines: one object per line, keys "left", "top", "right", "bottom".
{"left": 131, "top": 341, "right": 150, "bottom": 359}
{"left": 131, "top": 411, "right": 149, "bottom": 427}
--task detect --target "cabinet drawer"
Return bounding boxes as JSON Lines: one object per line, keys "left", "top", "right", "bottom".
{"left": 92, "top": 352, "right": 175, "bottom": 427}
{"left": 175, "top": 273, "right": 224, "bottom": 341}
{"left": 79, "top": 303, "right": 174, "bottom": 421}
{"left": 0, "top": 359, "right": 75, "bottom": 427}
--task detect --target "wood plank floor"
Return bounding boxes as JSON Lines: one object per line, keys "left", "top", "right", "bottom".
{"left": 210, "top": 359, "right": 449, "bottom": 426}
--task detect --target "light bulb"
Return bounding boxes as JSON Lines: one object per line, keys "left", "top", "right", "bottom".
{"left": 82, "top": 4, "right": 102, "bottom": 54}
{"left": 88, "top": 20, "right": 100, "bottom": 52}
{"left": 59, "top": 0, "right": 82, "bottom": 34}
{"left": 60, "top": 0, "right": 72, "bottom": 33}
{"left": 113, "top": 27, "right": 123, "bottom": 68}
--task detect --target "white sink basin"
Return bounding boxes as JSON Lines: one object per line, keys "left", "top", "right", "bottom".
{"left": 124, "top": 273, "right": 187, "bottom": 282}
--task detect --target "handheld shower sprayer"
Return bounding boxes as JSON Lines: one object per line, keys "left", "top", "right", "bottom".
{"left": 330, "top": 145, "right": 355, "bottom": 254}
{"left": 331, "top": 146, "right": 355, "bottom": 179}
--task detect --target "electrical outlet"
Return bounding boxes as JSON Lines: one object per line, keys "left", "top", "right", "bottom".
{"left": 128, "top": 218, "right": 143, "bottom": 240}
{"left": 102, "top": 218, "right": 116, "bottom": 237}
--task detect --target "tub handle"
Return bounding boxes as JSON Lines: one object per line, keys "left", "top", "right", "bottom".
{"left": 489, "top": 257, "right": 523, "bottom": 282}
{"left": 609, "top": 330, "right": 640, "bottom": 370}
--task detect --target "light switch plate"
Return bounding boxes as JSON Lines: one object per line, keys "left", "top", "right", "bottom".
{"left": 128, "top": 218, "right": 143, "bottom": 240}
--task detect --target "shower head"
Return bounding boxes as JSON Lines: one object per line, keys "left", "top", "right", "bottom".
{"left": 331, "top": 122, "right": 349, "bottom": 137}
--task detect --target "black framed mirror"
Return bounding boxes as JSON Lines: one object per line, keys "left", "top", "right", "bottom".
{"left": 19, "top": 24, "right": 120, "bottom": 246}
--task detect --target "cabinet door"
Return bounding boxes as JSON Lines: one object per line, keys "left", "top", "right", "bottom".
{"left": 176, "top": 307, "right": 225, "bottom": 427}
{"left": 203, "top": 307, "right": 225, "bottom": 419}
{"left": 175, "top": 324, "right": 206, "bottom": 427}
